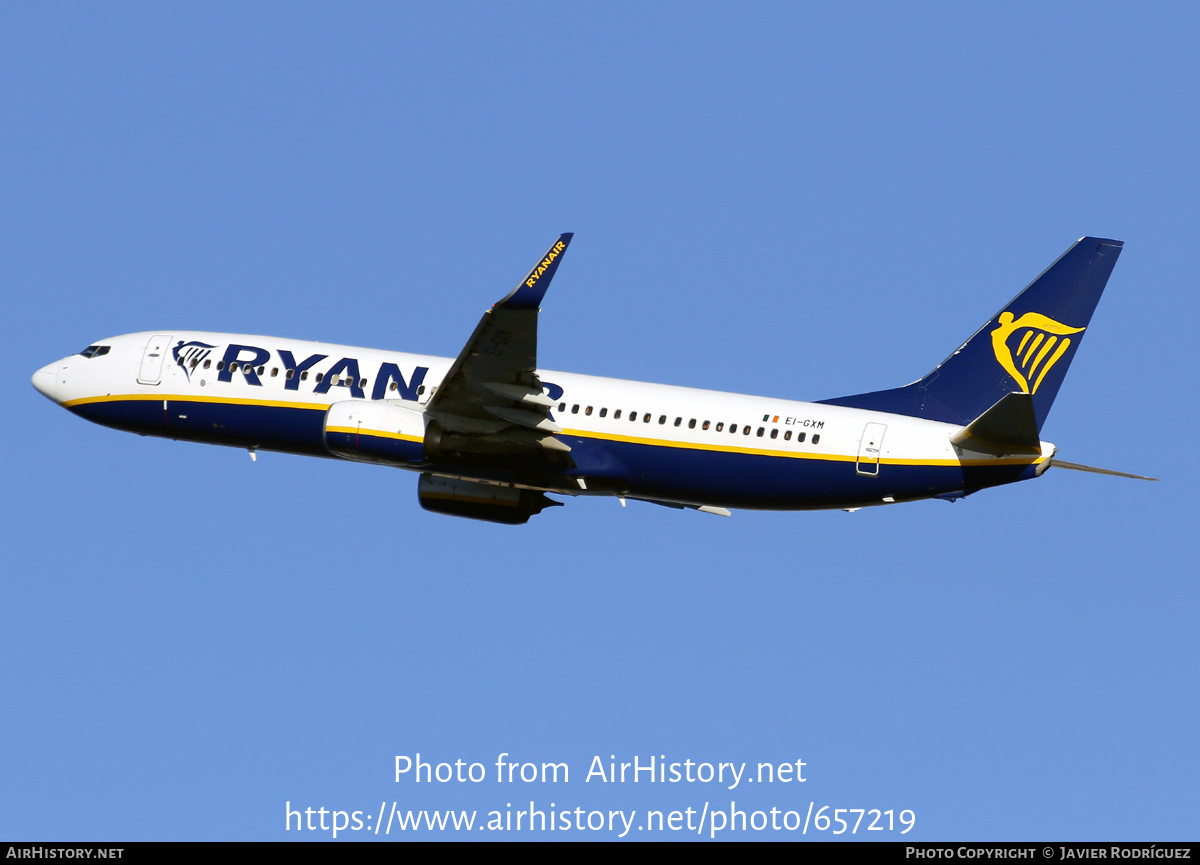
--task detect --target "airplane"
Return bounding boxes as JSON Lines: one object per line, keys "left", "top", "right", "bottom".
{"left": 31, "top": 234, "right": 1154, "bottom": 524}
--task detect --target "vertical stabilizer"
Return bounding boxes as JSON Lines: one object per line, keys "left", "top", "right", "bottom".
{"left": 819, "top": 237, "right": 1123, "bottom": 429}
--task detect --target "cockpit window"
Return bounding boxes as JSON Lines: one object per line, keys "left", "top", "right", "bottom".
{"left": 79, "top": 345, "right": 110, "bottom": 358}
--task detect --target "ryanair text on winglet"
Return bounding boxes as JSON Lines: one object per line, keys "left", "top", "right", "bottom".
{"left": 526, "top": 241, "right": 567, "bottom": 288}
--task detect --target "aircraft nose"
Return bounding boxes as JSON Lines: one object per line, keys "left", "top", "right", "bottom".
{"left": 31, "top": 362, "right": 62, "bottom": 403}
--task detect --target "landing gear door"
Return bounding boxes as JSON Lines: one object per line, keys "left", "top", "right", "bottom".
{"left": 856, "top": 422, "right": 887, "bottom": 477}
{"left": 137, "top": 334, "right": 173, "bottom": 385}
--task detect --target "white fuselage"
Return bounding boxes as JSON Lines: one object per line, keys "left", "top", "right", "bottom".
{"left": 33, "top": 330, "right": 1054, "bottom": 511}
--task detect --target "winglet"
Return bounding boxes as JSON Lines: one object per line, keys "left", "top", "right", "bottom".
{"left": 496, "top": 233, "right": 574, "bottom": 310}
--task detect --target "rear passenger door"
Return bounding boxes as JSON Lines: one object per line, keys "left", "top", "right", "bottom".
{"left": 856, "top": 422, "right": 887, "bottom": 476}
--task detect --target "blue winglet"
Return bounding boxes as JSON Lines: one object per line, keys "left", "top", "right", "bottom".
{"left": 496, "top": 233, "right": 574, "bottom": 310}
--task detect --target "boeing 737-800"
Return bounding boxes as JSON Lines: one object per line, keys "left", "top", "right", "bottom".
{"left": 31, "top": 234, "right": 1153, "bottom": 524}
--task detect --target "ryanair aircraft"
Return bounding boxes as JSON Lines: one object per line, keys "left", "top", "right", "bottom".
{"left": 32, "top": 235, "right": 1153, "bottom": 524}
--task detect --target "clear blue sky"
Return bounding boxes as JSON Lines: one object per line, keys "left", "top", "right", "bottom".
{"left": 2, "top": 2, "right": 1196, "bottom": 840}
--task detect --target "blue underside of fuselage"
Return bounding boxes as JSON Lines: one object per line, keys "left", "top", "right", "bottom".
{"left": 70, "top": 398, "right": 1039, "bottom": 510}
{"left": 74, "top": 396, "right": 330, "bottom": 455}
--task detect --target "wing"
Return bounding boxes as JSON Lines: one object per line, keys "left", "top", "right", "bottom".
{"left": 424, "top": 233, "right": 573, "bottom": 458}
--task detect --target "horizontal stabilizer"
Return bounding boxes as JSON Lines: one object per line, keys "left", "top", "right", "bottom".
{"left": 1048, "top": 459, "right": 1158, "bottom": 481}
{"left": 949, "top": 392, "right": 1041, "bottom": 455}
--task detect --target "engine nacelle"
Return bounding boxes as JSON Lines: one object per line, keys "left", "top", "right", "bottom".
{"left": 323, "top": 400, "right": 426, "bottom": 465}
{"left": 417, "top": 473, "right": 561, "bottom": 525}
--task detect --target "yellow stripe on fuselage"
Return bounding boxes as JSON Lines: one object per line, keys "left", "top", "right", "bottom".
{"left": 64, "top": 392, "right": 330, "bottom": 412}
{"left": 560, "top": 428, "right": 1044, "bottom": 467}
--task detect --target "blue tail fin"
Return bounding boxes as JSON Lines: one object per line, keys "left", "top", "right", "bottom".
{"left": 818, "top": 236, "right": 1124, "bottom": 429}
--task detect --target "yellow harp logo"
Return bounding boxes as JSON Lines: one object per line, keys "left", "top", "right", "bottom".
{"left": 990, "top": 312, "right": 1085, "bottom": 394}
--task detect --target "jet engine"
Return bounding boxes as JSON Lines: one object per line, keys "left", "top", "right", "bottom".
{"left": 323, "top": 400, "right": 426, "bottom": 465}
{"left": 417, "top": 473, "right": 561, "bottom": 525}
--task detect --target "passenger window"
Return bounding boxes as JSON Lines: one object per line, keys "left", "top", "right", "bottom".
{"left": 688, "top": 419, "right": 696, "bottom": 429}
{"left": 559, "top": 402, "right": 567, "bottom": 412}
{"left": 571, "top": 404, "right": 579, "bottom": 414}
{"left": 216, "top": 361, "right": 225, "bottom": 371}
{"left": 360, "top": 378, "right": 367, "bottom": 388}
{"left": 257, "top": 366, "right": 265, "bottom": 375}
{"left": 743, "top": 426, "right": 751, "bottom": 435}
{"left": 301, "top": 371, "right": 309, "bottom": 381}
{"left": 599, "top": 408, "right": 607, "bottom": 417}
{"left": 797, "top": 432, "right": 806, "bottom": 442}
{"left": 271, "top": 368, "right": 278, "bottom": 377}
{"left": 316, "top": 372, "right": 324, "bottom": 383}
{"left": 390, "top": 382, "right": 398, "bottom": 391}
{"left": 286, "top": 369, "right": 294, "bottom": 379}
{"left": 702, "top": 420, "right": 710, "bottom": 430}
{"left": 614, "top": 409, "right": 622, "bottom": 419}
{"left": 812, "top": 434, "right": 821, "bottom": 444}
{"left": 784, "top": 430, "right": 792, "bottom": 441}
{"left": 658, "top": 415, "right": 667, "bottom": 425}
{"left": 585, "top": 406, "right": 593, "bottom": 416}
{"left": 715, "top": 422, "right": 724, "bottom": 432}
{"left": 673, "top": 417, "right": 681, "bottom": 427}
{"left": 204, "top": 360, "right": 211, "bottom": 369}
{"left": 644, "top": 413, "right": 651, "bottom": 423}
{"left": 770, "top": 428, "right": 778, "bottom": 439}
{"left": 756, "top": 427, "right": 764, "bottom": 437}
{"left": 229, "top": 362, "right": 238, "bottom": 372}
{"left": 418, "top": 385, "right": 425, "bottom": 395}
